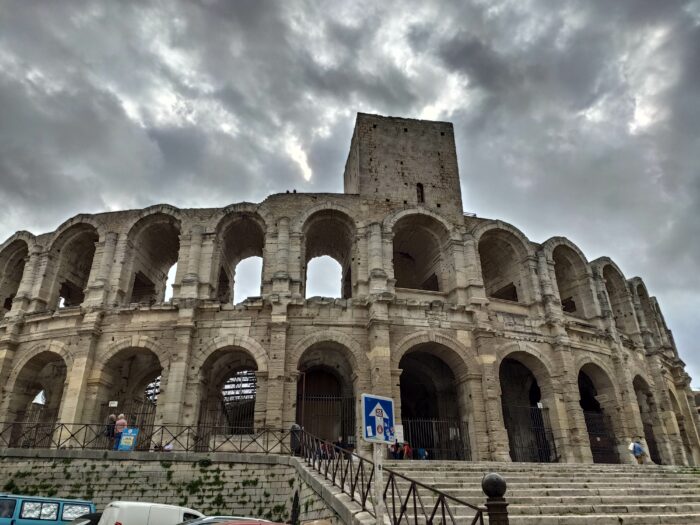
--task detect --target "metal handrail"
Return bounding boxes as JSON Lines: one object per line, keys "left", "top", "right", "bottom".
{"left": 295, "top": 430, "right": 489, "bottom": 525}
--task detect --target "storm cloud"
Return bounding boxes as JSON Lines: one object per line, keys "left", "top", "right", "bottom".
{"left": 0, "top": 0, "right": 698, "bottom": 384}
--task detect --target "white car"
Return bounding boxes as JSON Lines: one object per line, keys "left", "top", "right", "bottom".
{"left": 97, "top": 501, "right": 203, "bottom": 525}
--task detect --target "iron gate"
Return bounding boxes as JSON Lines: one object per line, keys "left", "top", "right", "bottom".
{"left": 401, "top": 418, "right": 470, "bottom": 460}
{"left": 643, "top": 422, "right": 662, "bottom": 464}
{"left": 99, "top": 398, "right": 157, "bottom": 451}
{"left": 9, "top": 404, "right": 57, "bottom": 448}
{"left": 583, "top": 410, "right": 619, "bottom": 463}
{"left": 502, "top": 405, "right": 558, "bottom": 462}
{"left": 296, "top": 394, "right": 355, "bottom": 446}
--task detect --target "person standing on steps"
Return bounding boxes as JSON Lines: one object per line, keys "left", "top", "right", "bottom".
{"left": 630, "top": 437, "right": 646, "bottom": 464}
{"left": 104, "top": 414, "right": 117, "bottom": 449}
{"left": 113, "top": 413, "right": 128, "bottom": 450}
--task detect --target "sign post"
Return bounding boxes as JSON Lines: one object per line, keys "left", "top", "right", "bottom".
{"left": 361, "top": 393, "right": 395, "bottom": 525}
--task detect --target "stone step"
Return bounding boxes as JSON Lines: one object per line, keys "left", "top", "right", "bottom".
{"left": 391, "top": 486, "right": 700, "bottom": 497}
{"left": 508, "top": 502, "right": 700, "bottom": 515}
{"left": 505, "top": 513, "right": 700, "bottom": 524}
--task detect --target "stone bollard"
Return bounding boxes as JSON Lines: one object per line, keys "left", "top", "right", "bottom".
{"left": 482, "top": 472, "right": 509, "bottom": 525}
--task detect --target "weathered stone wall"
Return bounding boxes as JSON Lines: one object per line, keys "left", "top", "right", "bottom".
{"left": 0, "top": 112, "right": 698, "bottom": 468}
{"left": 0, "top": 450, "right": 337, "bottom": 523}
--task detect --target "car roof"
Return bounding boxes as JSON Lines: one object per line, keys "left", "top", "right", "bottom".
{"left": 106, "top": 501, "right": 200, "bottom": 513}
{"left": 0, "top": 493, "right": 92, "bottom": 504}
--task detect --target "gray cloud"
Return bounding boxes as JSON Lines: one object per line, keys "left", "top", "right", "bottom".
{"left": 0, "top": 0, "right": 698, "bottom": 385}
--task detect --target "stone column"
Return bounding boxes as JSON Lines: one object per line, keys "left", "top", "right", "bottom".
{"left": 84, "top": 232, "right": 118, "bottom": 307}
{"left": 0, "top": 323, "right": 21, "bottom": 411}
{"left": 266, "top": 321, "right": 288, "bottom": 429}
{"left": 474, "top": 331, "right": 510, "bottom": 461}
{"left": 272, "top": 218, "right": 291, "bottom": 295}
{"left": 456, "top": 371, "right": 488, "bottom": 460}
{"left": 254, "top": 371, "right": 269, "bottom": 431}
{"left": 9, "top": 246, "right": 41, "bottom": 315}
{"left": 156, "top": 311, "right": 195, "bottom": 426}
{"left": 648, "top": 355, "right": 685, "bottom": 464}
{"left": 57, "top": 312, "right": 103, "bottom": 425}
{"left": 390, "top": 368, "right": 403, "bottom": 424}
{"left": 367, "top": 222, "right": 387, "bottom": 294}
{"left": 463, "top": 234, "right": 487, "bottom": 305}
{"left": 28, "top": 251, "right": 52, "bottom": 312}
{"left": 179, "top": 225, "right": 203, "bottom": 299}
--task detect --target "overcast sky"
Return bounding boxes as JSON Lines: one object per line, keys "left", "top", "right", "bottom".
{"left": 1, "top": 0, "right": 698, "bottom": 386}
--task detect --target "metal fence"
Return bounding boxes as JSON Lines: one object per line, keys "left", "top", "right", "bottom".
{"left": 502, "top": 405, "right": 558, "bottom": 463}
{"left": 295, "top": 430, "right": 501, "bottom": 525}
{"left": 583, "top": 411, "right": 619, "bottom": 464}
{"left": 401, "top": 418, "right": 471, "bottom": 460}
{"left": 0, "top": 422, "right": 294, "bottom": 454}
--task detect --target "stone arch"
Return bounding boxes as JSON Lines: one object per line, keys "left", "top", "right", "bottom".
{"left": 632, "top": 374, "right": 663, "bottom": 463}
{"left": 99, "top": 335, "right": 171, "bottom": 371}
{"left": 0, "top": 237, "right": 30, "bottom": 314}
{"left": 293, "top": 202, "right": 360, "bottom": 233}
{"left": 544, "top": 237, "right": 597, "bottom": 319}
{"left": 45, "top": 221, "right": 101, "bottom": 309}
{"left": 294, "top": 332, "right": 363, "bottom": 443}
{"left": 496, "top": 342, "right": 561, "bottom": 462}
{"left": 592, "top": 257, "right": 638, "bottom": 335}
{"left": 121, "top": 204, "right": 183, "bottom": 233}
{"left": 5, "top": 341, "right": 74, "bottom": 397}
{"left": 391, "top": 211, "right": 451, "bottom": 292}
{"left": 391, "top": 330, "right": 479, "bottom": 376}
{"left": 630, "top": 277, "right": 661, "bottom": 343}
{"left": 47, "top": 215, "right": 104, "bottom": 253}
{"left": 192, "top": 334, "right": 268, "bottom": 373}
{"left": 474, "top": 222, "right": 535, "bottom": 304}
{"left": 395, "top": 333, "right": 476, "bottom": 460}
{"left": 299, "top": 209, "right": 357, "bottom": 299}
{"left": 667, "top": 386, "right": 698, "bottom": 465}
{"left": 382, "top": 207, "right": 455, "bottom": 234}
{"left": 123, "top": 211, "right": 182, "bottom": 305}
{"left": 577, "top": 359, "right": 624, "bottom": 463}
{"left": 0, "top": 230, "right": 36, "bottom": 253}
{"left": 212, "top": 210, "right": 267, "bottom": 304}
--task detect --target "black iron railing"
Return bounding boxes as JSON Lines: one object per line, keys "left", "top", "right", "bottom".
{"left": 295, "top": 430, "right": 507, "bottom": 525}
{"left": 0, "top": 422, "right": 293, "bottom": 454}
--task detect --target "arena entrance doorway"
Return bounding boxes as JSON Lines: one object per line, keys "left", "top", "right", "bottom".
{"left": 399, "top": 348, "right": 470, "bottom": 460}
{"left": 579, "top": 367, "right": 619, "bottom": 463}
{"left": 633, "top": 376, "right": 662, "bottom": 464}
{"left": 296, "top": 368, "right": 355, "bottom": 446}
{"left": 499, "top": 357, "right": 557, "bottom": 462}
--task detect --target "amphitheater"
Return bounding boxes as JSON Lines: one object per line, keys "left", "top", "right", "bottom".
{"left": 1, "top": 112, "right": 699, "bottom": 468}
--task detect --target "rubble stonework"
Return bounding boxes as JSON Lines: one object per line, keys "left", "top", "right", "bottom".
{"left": 0, "top": 112, "right": 698, "bottom": 466}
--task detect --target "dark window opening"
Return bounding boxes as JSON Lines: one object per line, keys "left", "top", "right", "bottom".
{"left": 492, "top": 283, "right": 518, "bottom": 302}
{"left": 217, "top": 267, "right": 231, "bottom": 303}
{"left": 561, "top": 297, "right": 577, "bottom": 313}
{"left": 416, "top": 183, "right": 425, "bottom": 203}
{"left": 420, "top": 273, "right": 439, "bottom": 291}
{"left": 58, "top": 281, "right": 84, "bottom": 308}
{"left": 3, "top": 295, "right": 14, "bottom": 311}
{"left": 131, "top": 272, "right": 157, "bottom": 304}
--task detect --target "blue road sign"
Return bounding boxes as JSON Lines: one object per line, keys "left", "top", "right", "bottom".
{"left": 117, "top": 428, "right": 139, "bottom": 451}
{"left": 361, "top": 393, "right": 395, "bottom": 444}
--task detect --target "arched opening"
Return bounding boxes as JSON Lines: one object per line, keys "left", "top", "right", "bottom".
{"left": 478, "top": 229, "right": 529, "bottom": 303}
{"left": 637, "top": 284, "right": 661, "bottom": 343}
{"left": 633, "top": 376, "right": 662, "bottom": 464}
{"left": 164, "top": 263, "right": 177, "bottom": 302}
{"left": 0, "top": 240, "right": 28, "bottom": 315}
{"left": 305, "top": 256, "right": 342, "bottom": 298}
{"left": 302, "top": 211, "right": 355, "bottom": 299}
{"left": 49, "top": 224, "right": 99, "bottom": 309}
{"left": 215, "top": 214, "right": 265, "bottom": 303}
{"left": 6, "top": 352, "right": 67, "bottom": 447}
{"left": 126, "top": 214, "right": 181, "bottom": 305}
{"left": 392, "top": 214, "right": 448, "bottom": 292}
{"left": 669, "top": 390, "right": 695, "bottom": 465}
{"left": 579, "top": 364, "right": 620, "bottom": 463}
{"left": 603, "top": 265, "right": 635, "bottom": 335}
{"left": 94, "top": 348, "right": 163, "bottom": 449}
{"left": 197, "top": 348, "right": 258, "bottom": 436}
{"left": 399, "top": 344, "right": 470, "bottom": 460}
{"left": 553, "top": 245, "right": 591, "bottom": 318}
{"left": 296, "top": 343, "right": 356, "bottom": 446}
{"left": 499, "top": 356, "right": 557, "bottom": 462}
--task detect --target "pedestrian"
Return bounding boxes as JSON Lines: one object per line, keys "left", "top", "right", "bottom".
{"left": 402, "top": 442, "right": 413, "bottom": 460}
{"left": 417, "top": 447, "right": 428, "bottom": 460}
{"left": 629, "top": 437, "right": 646, "bottom": 464}
{"left": 390, "top": 440, "right": 401, "bottom": 459}
{"left": 114, "top": 413, "right": 127, "bottom": 450}
{"left": 104, "top": 414, "right": 116, "bottom": 449}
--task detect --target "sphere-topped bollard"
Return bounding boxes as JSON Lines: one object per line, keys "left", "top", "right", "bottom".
{"left": 482, "top": 472, "right": 509, "bottom": 525}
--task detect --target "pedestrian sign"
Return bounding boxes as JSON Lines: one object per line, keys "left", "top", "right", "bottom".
{"left": 361, "top": 393, "right": 395, "bottom": 444}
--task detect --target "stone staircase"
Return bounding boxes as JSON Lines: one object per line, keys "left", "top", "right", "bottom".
{"left": 384, "top": 460, "right": 700, "bottom": 524}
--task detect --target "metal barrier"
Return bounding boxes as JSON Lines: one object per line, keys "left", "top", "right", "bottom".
{"left": 296, "top": 430, "right": 508, "bottom": 525}
{"left": 0, "top": 422, "right": 293, "bottom": 454}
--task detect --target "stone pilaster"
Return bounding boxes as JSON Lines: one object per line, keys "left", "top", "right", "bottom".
{"left": 368, "top": 222, "right": 388, "bottom": 294}
{"left": 9, "top": 245, "right": 41, "bottom": 315}
{"left": 179, "top": 225, "right": 203, "bottom": 299}
{"left": 266, "top": 321, "right": 288, "bottom": 429}
{"left": 84, "top": 232, "right": 118, "bottom": 307}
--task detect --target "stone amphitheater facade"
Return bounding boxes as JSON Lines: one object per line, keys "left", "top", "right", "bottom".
{"left": 0, "top": 113, "right": 698, "bottom": 466}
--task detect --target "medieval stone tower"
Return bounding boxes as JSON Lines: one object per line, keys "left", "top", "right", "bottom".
{"left": 0, "top": 112, "right": 698, "bottom": 466}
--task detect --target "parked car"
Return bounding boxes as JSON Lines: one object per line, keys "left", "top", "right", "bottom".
{"left": 97, "top": 502, "right": 203, "bottom": 525}
{"left": 68, "top": 513, "right": 102, "bottom": 525}
{"left": 176, "top": 518, "right": 273, "bottom": 525}
{"left": 0, "top": 493, "right": 95, "bottom": 525}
